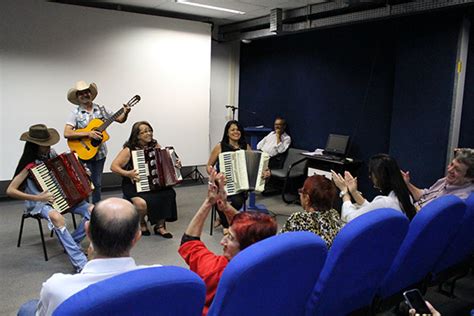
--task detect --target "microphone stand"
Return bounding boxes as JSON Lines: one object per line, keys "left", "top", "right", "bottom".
{"left": 226, "top": 105, "right": 238, "bottom": 120}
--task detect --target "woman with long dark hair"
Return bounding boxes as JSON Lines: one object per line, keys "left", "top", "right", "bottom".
{"left": 332, "top": 153, "right": 416, "bottom": 223}
{"left": 111, "top": 121, "right": 178, "bottom": 238}
{"left": 7, "top": 124, "right": 91, "bottom": 272}
{"left": 206, "top": 120, "right": 251, "bottom": 230}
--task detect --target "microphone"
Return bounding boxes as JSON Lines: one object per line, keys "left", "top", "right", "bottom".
{"left": 225, "top": 105, "right": 239, "bottom": 110}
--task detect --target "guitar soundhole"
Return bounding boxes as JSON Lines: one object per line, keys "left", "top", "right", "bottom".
{"left": 91, "top": 138, "right": 101, "bottom": 147}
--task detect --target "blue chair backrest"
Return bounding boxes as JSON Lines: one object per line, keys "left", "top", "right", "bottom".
{"left": 432, "top": 193, "right": 474, "bottom": 274}
{"left": 378, "top": 195, "right": 466, "bottom": 298}
{"left": 305, "top": 208, "right": 409, "bottom": 315}
{"left": 208, "top": 231, "right": 327, "bottom": 316}
{"left": 53, "top": 266, "right": 206, "bottom": 316}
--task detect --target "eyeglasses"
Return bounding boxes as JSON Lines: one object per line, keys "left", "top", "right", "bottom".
{"left": 298, "top": 188, "right": 307, "bottom": 195}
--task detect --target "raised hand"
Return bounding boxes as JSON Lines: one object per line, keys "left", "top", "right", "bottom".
{"left": 344, "top": 171, "right": 358, "bottom": 193}
{"left": 400, "top": 170, "right": 410, "bottom": 184}
{"left": 331, "top": 170, "right": 347, "bottom": 192}
{"left": 207, "top": 167, "right": 220, "bottom": 204}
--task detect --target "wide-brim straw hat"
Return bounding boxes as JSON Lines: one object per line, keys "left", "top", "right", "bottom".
{"left": 20, "top": 124, "right": 60, "bottom": 146}
{"left": 67, "top": 80, "right": 98, "bottom": 105}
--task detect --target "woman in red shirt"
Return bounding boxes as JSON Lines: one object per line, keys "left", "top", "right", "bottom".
{"left": 179, "top": 168, "right": 277, "bottom": 315}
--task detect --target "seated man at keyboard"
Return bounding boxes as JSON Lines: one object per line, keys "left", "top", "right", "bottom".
{"left": 257, "top": 117, "right": 291, "bottom": 169}
{"left": 7, "top": 124, "right": 91, "bottom": 273}
{"left": 402, "top": 148, "right": 473, "bottom": 208}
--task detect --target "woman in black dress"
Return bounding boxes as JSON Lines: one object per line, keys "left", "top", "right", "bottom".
{"left": 111, "top": 121, "right": 178, "bottom": 238}
{"left": 207, "top": 120, "right": 251, "bottom": 230}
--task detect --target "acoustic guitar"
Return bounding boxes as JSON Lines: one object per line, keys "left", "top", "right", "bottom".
{"left": 68, "top": 95, "right": 140, "bottom": 160}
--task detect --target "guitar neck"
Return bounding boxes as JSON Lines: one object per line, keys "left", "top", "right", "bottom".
{"left": 97, "top": 107, "right": 124, "bottom": 132}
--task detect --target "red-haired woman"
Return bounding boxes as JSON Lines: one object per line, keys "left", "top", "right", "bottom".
{"left": 179, "top": 168, "right": 277, "bottom": 315}
{"left": 280, "top": 175, "right": 343, "bottom": 248}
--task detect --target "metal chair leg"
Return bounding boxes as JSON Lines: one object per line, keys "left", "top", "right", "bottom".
{"left": 17, "top": 214, "right": 26, "bottom": 248}
{"left": 36, "top": 217, "right": 48, "bottom": 261}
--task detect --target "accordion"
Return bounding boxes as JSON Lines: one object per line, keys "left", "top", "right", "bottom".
{"left": 29, "top": 152, "right": 92, "bottom": 214}
{"left": 132, "top": 147, "right": 182, "bottom": 193}
{"left": 218, "top": 150, "right": 269, "bottom": 196}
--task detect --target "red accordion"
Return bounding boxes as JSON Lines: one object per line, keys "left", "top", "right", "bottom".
{"left": 131, "top": 147, "right": 182, "bottom": 193}
{"left": 29, "top": 152, "right": 92, "bottom": 213}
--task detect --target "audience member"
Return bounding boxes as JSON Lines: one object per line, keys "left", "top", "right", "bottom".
{"left": 18, "top": 198, "right": 160, "bottom": 316}
{"left": 179, "top": 168, "right": 277, "bottom": 315}
{"left": 332, "top": 153, "right": 416, "bottom": 223}
{"left": 280, "top": 175, "right": 343, "bottom": 248}
{"left": 408, "top": 301, "right": 441, "bottom": 316}
{"left": 257, "top": 117, "right": 291, "bottom": 169}
{"left": 402, "top": 148, "right": 473, "bottom": 209}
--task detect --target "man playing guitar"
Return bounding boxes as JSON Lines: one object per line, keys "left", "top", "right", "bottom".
{"left": 64, "top": 80, "right": 131, "bottom": 204}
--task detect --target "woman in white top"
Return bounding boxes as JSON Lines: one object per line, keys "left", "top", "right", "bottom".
{"left": 332, "top": 153, "right": 416, "bottom": 223}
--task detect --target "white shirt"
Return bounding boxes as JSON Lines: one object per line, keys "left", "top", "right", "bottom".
{"left": 341, "top": 191, "right": 403, "bottom": 223}
{"left": 256, "top": 131, "right": 291, "bottom": 157}
{"left": 36, "top": 257, "right": 161, "bottom": 316}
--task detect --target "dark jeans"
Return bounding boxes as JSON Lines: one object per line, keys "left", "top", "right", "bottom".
{"left": 81, "top": 157, "right": 105, "bottom": 204}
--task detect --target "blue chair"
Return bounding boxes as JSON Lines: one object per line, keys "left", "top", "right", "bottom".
{"left": 376, "top": 195, "right": 466, "bottom": 308}
{"left": 305, "top": 208, "right": 409, "bottom": 316}
{"left": 53, "top": 266, "right": 206, "bottom": 316}
{"left": 208, "top": 231, "right": 327, "bottom": 316}
{"left": 430, "top": 193, "right": 474, "bottom": 296}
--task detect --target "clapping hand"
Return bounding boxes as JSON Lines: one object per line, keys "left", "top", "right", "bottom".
{"left": 331, "top": 170, "right": 347, "bottom": 192}
{"left": 344, "top": 171, "right": 357, "bottom": 194}
{"left": 401, "top": 170, "right": 410, "bottom": 185}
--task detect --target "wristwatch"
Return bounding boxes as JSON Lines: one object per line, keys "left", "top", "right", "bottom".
{"left": 339, "top": 190, "right": 347, "bottom": 198}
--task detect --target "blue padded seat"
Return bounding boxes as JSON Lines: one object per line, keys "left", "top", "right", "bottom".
{"left": 429, "top": 194, "right": 474, "bottom": 295}
{"left": 53, "top": 266, "right": 206, "bottom": 316}
{"left": 208, "top": 231, "right": 327, "bottom": 316}
{"left": 377, "top": 195, "right": 466, "bottom": 301}
{"left": 305, "top": 208, "right": 409, "bottom": 315}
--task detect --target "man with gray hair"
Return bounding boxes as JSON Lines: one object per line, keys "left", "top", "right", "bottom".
{"left": 19, "top": 198, "right": 159, "bottom": 316}
{"left": 402, "top": 148, "right": 474, "bottom": 208}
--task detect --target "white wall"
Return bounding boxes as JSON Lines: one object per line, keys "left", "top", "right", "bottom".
{"left": 209, "top": 40, "right": 240, "bottom": 152}
{"left": 0, "top": 0, "right": 211, "bottom": 180}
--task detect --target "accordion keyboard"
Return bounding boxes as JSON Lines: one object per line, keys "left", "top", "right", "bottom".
{"left": 221, "top": 152, "right": 237, "bottom": 195}
{"left": 132, "top": 150, "right": 150, "bottom": 193}
{"left": 30, "top": 164, "right": 69, "bottom": 213}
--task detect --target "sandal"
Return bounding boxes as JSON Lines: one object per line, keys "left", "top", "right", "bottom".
{"left": 154, "top": 225, "right": 173, "bottom": 239}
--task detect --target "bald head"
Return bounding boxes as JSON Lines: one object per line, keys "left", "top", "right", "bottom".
{"left": 89, "top": 198, "right": 140, "bottom": 258}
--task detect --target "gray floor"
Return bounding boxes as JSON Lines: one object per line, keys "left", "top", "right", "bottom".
{"left": 0, "top": 183, "right": 472, "bottom": 315}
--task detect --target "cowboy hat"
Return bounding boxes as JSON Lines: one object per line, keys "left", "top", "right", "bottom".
{"left": 67, "top": 80, "right": 98, "bottom": 105}
{"left": 20, "top": 124, "right": 60, "bottom": 146}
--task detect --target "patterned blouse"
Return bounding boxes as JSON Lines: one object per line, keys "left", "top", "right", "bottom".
{"left": 280, "top": 209, "right": 344, "bottom": 248}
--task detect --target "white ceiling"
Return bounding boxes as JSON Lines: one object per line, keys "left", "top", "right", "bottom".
{"left": 81, "top": 0, "right": 329, "bottom": 25}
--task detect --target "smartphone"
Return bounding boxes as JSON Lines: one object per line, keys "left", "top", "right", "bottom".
{"left": 403, "top": 289, "right": 432, "bottom": 315}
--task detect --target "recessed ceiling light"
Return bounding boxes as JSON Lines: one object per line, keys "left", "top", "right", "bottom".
{"left": 175, "top": 0, "right": 246, "bottom": 15}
